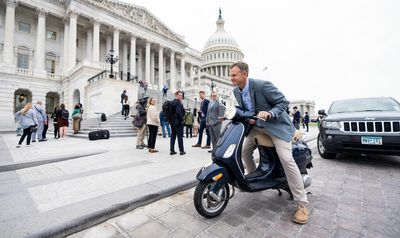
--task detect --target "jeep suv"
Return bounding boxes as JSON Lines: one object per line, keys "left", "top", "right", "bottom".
{"left": 317, "top": 97, "right": 400, "bottom": 158}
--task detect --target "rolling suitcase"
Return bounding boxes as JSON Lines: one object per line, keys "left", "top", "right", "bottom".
{"left": 88, "top": 130, "right": 110, "bottom": 140}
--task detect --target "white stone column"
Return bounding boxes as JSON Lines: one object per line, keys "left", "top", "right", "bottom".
{"left": 189, "top": 64, "right": 194, "bottom": 86}
{"left": 225, "top": 65, "right": 229, "bottom": 78}
{"left": 2, "top": 0, "right": 18, "bottom": 71}
{"left": 122, "top": 41, "right": 128, "bottom": 80}
{"left": 33, "top": 8, "right": 47, "bottom": 78}
{"left": 150, "top": 50, "right": 155, "bottom": 86}
{"left": 145, "top": 41, "right": 151, "bottom": 84}
{"left": 86, "top": 27, "right": 92, "bottom": 63}
{"left": 170, "top": 51, "right": 176, "bottom": 92}
{"left": 129, "top": 35, "right": 136, "bottom": 80}
{"left": 62, "top": 18, "right": 69, "bottom": 73}
{"left": 91, "top": 19, "right": 100, "bottom": 62}
{"left": 180, "top": 55, "right": 185, "bottom": 89}
{"left": 158, "top": 46, "right": 164, "bottom": 90}
{"left": 137, "top": 48, "right": 143, "bottom": 81}
{"left": 112, "top": 28, "right": 120, "bottom": 74}
{"left": 198, "top": 66, "right": 201, "bottom": 85}
{"left": 68, "top": 9, "right": 78, "bottom": 70}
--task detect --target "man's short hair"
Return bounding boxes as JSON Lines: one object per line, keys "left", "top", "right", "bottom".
{"left": 293, "top": 106, "right": 298, "bottom": 110}
{"left": 199, "top": 90, "right": 205, "bottom": 94}
{"left": 230, "top": 62, "right": 249, "bottom": 74}
{"left": 175, "top": 90, "right": 183, "bottom": 96}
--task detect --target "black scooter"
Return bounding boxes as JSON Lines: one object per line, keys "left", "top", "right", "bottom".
{"left": 193, "top": 107, "right": 313, "bottom": 218}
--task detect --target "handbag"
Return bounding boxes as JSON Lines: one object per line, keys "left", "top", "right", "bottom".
{"left": 132, "top": 115, "right": 144, "bottom": 128}
{"left": 30, "top": 126, "right": 38, "bottom": 133}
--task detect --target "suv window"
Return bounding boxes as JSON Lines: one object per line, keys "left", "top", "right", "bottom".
{"left": 329, "top": 98, "right": 400, "bottom": 113}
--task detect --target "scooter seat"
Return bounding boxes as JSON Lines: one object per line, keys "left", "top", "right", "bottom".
{"left": 253, "top": 134, "right": 273, "bottom": 147}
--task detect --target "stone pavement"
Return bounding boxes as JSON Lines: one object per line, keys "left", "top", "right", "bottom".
{"left": 69, "top": 141, "right": 400, "bottom": 238}
{"left": 0, "top": 126, "right": 318, "bottom": 237}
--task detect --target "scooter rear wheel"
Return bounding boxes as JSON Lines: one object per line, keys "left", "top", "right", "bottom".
{"left": 194, "top": 181, "right": 229, "bottom": 218}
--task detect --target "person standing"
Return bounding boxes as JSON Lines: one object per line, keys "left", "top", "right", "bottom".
{"left": 304, "top": 112, "right": 310, "bottom": 132}
{"left": 206, "top": 91, "right": 225, "bottom": 153}
{"left": 135, "top": 96, "right": 148, "bottom": 149}
{"left": 71, "top": 104, "right": 81, "bottom": 134}
{"left": 57, "top": 103, "right": 69, "bottom": 139}
{"left": 78, "top": 103, "right": 84, "bottom": 132}
{"left": 192, "top": 91, "right": 211, "bottom": 148}
{"left": 162, "top": 84, "right": 168, "bottom": 98}
{"left": 170, "top": 91, "right": 186, "bottom": 155}
{"left": 159, "top": 111, "right": 171, "bottom": 138}
{"left": 120, "top": 90, "right": 127, "bottom": 115}
{"left": 50, "top": 106, "right": 60, "bottom": 139}
{"left": 292, "top": 106, "right": 301, "bottom": 130}
{"left": 184, "top": 108, "right": 194, "bottom": 138}
{"left": 146, "top": 98, "right": 160, "bottom": 153}
{"left": 31, "top": 101, "right": 47, "bottom": 142}
{"left": 229, "top": 62, "right": 309, "bottom": 224}
{"left": 15, "top": 103, "right": 38, "bottom": 147}
{"left": 122, "top": 95, "right": 130, "bottom": 120}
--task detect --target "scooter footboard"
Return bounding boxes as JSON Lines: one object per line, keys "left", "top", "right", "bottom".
{"left": 196, "top": 163, "right": 229, "bottom": 184}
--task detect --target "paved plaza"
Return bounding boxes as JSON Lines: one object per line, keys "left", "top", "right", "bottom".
{"left": 70, "top": 142, "right": 400, "bottom": 238}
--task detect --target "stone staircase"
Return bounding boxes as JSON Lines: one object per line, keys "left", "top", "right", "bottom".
{"left": 64, "top": 88, "right": 198, "bottom": 139}
{"left": 67, "top": 112, "right": 137, "bottom": 139}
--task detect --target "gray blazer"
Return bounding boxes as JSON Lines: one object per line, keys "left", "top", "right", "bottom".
{"left": 233, "top": 78, "right": 295, "bottom": 142}
{"left": 206, "top": 100, "right": 225, "bottom": 126}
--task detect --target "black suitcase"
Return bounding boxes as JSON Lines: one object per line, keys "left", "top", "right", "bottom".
{"left": 88, "top": 130, "right": 110, "bottom": 140}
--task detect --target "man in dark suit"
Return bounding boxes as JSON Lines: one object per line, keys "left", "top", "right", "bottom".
{"left": 170, "top": 91, "right": 186, "bottom": 155}
{"left": 293, "top": 106, "right": 301, "bottom": 130}
{"left": 304, "top": 112, "right": 310, "bottom": 132}
{"left": 192, "top": 91, "right": 211, "bottom": 148}
{"left": 230, "top": 62, "right": 309, "bottom": 225}
{"left": 206, "top": 91, "right": 225, "bottom": 153}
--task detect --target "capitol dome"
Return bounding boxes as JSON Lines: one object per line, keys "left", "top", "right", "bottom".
{"left": 201, "top": 9, "right": 244, "bottom": 76}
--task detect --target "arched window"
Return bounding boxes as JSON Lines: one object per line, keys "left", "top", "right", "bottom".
{"left": 14, "top": 89, "right": 32, "bottom": 113}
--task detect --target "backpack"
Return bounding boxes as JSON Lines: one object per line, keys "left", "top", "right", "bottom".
{"left": 184, "top": 112, "right": 193, "bottom": 126}
{"left": 61, "top": 109, "right": 69, "bottom": 120}
{"left": 101, "top": 113, "right": 107, "bottom": 122}
{"left": 162, "top": 100, "right": 174, "bottom": 124}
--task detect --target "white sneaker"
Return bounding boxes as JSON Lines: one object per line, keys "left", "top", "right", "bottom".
{"left": 16, "top": 145, "right": 21, "bottom": 148}
{"left": 26, "top": 144, "right": 33, "bottom": 147}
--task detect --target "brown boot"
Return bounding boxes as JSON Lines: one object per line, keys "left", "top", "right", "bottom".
{"left": 293, "top": 204, "right": 309, "bottom": 224}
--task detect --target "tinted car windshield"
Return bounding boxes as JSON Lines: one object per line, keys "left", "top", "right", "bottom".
{"left": 329, "top": 98, "right": 400, "bottom": 113}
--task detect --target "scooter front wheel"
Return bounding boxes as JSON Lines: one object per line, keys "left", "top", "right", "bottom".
{"left": 194, "top": 181, "right": 229, "bottom": 218}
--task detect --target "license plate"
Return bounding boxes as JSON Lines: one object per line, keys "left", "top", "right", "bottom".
{"left": 361, "top": 136, "right": 382, "bottom": 145}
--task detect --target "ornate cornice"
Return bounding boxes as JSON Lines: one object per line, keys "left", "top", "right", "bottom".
{"left": 81, "top": 0, "right": 188, "bottom": 46}
{"left": 90, "top": 18, "right": 101, "bottom": 25}
{"left": 4, "top": 0, "right": 18, "bottom": 8}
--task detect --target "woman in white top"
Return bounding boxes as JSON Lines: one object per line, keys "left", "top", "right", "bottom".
{"left": 122, "top": 95, "right": 130, "bottom": 119}
{"left": 146, "top": 98, "right": 160, "bottom": 153}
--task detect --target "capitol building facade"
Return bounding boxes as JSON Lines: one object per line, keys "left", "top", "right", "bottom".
{"left": 0, "top": 0, "right": 313, "bottom": 131}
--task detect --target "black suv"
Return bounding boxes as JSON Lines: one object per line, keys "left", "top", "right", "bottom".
{"left": 317, "top": 97, "right": 400, "bottom": 158}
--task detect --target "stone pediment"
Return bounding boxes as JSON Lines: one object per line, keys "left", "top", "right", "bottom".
{"left": 81, "top": 0, "right": 188, "bottom": 46}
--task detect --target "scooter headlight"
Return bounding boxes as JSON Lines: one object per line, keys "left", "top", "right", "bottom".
{"left": 223, "top": 144, "right": 236, "bottom": 158}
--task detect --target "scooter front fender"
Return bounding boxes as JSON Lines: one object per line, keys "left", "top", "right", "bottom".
{"left": 196, "top": 163, "right": 229, "bottom": 184}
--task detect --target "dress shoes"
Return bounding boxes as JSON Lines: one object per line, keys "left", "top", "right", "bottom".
{"left": 201, "top": 145, "right": 211, "bottom": 149}
{"left": 170, "top": 151, "right": 177, "bottom": 155}
{"left": 180, "top": 151, "right": 186, "bottom": 155}
{"left": 192, "top": 144, "right": 201, "bottom": 147}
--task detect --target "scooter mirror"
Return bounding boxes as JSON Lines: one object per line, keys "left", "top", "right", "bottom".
{"left": 226, "top": 106, "right": 237, "bottom": 120}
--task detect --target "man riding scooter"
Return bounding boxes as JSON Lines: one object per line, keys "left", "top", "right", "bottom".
{"left": 229, "top": 62, "right": 309, "bottom": 224}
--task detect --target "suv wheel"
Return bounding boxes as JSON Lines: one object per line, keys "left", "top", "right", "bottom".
{"left": 317, "top": 134, "right": 337, "bottom": 159}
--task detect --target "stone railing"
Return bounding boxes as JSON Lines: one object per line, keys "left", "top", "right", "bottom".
{"left": 46, "top": 72, "right": 63, "bottom": 81}
{"left": 16, "top": 68, "right": 33, "bottom": 76}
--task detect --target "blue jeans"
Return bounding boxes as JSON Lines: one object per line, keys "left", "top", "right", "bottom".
{"left": 161, "top": 121, "right": 171, "bottom": 137}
